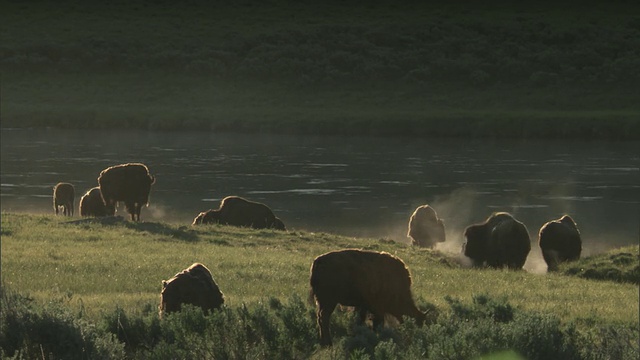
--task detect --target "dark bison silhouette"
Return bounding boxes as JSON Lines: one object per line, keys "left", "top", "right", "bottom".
{"left": 462, "top": 212, "right": 531, "bottom": 269}
{"left": 310, "top": 249, "right": 426, "bottom": 346}
{"left": 159, "top": 263, "right": 225, "bottom": 318}
{"left": 79, "top": 187, "right": 109, "bottom": 217}
{"left": 407, "top": 205, "right": 446, "bottom": 248}
{"left": 97, "top": 163, "right": 155, "bottom": 221}
{"left": 538, "top": 215, "right": 582, "bottom": 272}
{"left": 53, "top": 182, "right": 75, "bottom": 216}
{"left": 192, "top": 196, "right": 286, "bottom": 230}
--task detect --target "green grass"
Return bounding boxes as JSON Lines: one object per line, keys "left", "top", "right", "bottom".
{"left": 1, "top": 212, "right": 638, "bottom": 359}
{"left": 1, "top": 213, "right": 637, "bottom": 325}
{"left": 1, "top": 1, "right": 639, "bottom": 139}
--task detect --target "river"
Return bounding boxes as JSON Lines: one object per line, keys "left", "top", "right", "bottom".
{"left": 1, "top": 128, "right": 638, "bottom": 271}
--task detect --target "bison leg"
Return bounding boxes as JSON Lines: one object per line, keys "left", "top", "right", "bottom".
{"left": 317, "top": 302, "right": 337, "bottom": 346}
{"left": 371, "top": 312, "right": 384, "bottom": 330}
{"left": 135, "top": 203, "right": 143, "bottom": 222}
{"left": 357, "top": 307, "right": 369, "bottom": 325}
{"left": 124, "top": 201, "right": 139, "bottom": 221}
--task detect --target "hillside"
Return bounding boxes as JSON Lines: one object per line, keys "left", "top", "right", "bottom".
{"left": 2, "top": 1, "right": 639, "bottom": 139}
{"left": 1, "top": 213, "right": 638, "bottom": 359}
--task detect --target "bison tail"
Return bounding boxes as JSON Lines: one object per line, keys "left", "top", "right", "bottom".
{"left": 308, "top": 287, "right": 317, "bottom": 306}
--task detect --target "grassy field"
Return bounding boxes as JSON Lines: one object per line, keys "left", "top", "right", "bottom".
{"left": 2, "top": 1, "right": 639, "bottom": 139}
{"left": 1, "top": 212, "right": 638, "bottom": 359}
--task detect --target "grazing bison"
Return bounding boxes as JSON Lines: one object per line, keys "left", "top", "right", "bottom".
{"left": 538, "top": 215, "right": 582, "bottom": 272}
{"left": 159, "top": 263, "right": 225, "bottom": 318}
{"left": 310, "top": 249, "right": 426, "bottom": 346}
{"left": 79, "top": 187, "right": 109, "bottom": 217}
{"left": 407, "top": 205, "right": 446, "bottom": 248}
{"left": 53, "top": 182, "right": 75, "bottom": 216}
{"left": 192, "top": 196, "right": 286, "bottom": 230}
{"left": 462, "top": 212, "right": 531, "bottom": 269}
{"left": 98, "top": 163, "right": 155, "bottom": 221}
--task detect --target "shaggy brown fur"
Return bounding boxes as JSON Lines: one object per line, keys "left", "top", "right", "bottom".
{"left": 538, "top": 215, "right": 582, "bottom": 272}
{"left": 309, "top": 249, "right": 426, "bottom": 346}
{"left": 463, "top": 212, "right": 531, "bottom": 269}
{"left": 159, "top": 263, "right": 224, "bottom": 318}
{"left": 79, "top": 187, "right": 109, "bottom": 217}
{"left": 98, "top": 163, "right": 155, "bottom": 221}
{"left": 407, "top": 205, "right": 446, "bottom": 248}
{"left": 53, "top": 182, "right": 75, "bottom": 216}
{"left": 192, "top": 196, "right": 286, "bottom": 230}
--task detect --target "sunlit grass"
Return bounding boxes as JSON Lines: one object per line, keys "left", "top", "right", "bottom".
{"left": 1, "top": 212, "right": 637, "bottom": 329}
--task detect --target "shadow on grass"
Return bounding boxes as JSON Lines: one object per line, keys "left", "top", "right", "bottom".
{"left": 64, "top": 216, "right": 200, "bottom": 242}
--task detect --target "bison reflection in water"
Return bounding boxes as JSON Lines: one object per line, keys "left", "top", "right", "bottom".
{"left": 310, "top": 249, "right": 426, "bottom": 346}
{"left": 407, "top": 204, "right": 446, "bottom": 248}
{"left": 462, "top": 212, "right": 531, "bottom": 270}
{"left": 159, "top": 263, "right": 224, "bottom": 318}
{"left": 192, "top": 196, "right": 286, "bottom": 230}
{"left": 97, "top": 163, "right": 155, "bottom": 221}
{"left": 53, "top": 182, "right": 75, "bottom": 216}
{"left": 538, "top": 215, "right": 582, "bottom": 272}
{"left": 79, "top": 187, "right": 109, "bottom": 217}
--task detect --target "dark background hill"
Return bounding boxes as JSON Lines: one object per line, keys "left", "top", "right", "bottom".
{"left": 2, "top": 1, "right": 639, "bottom": 138}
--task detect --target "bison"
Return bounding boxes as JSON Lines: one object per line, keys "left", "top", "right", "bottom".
{"left": 407, "top": 205, "right": 446, "bottom": 248}
{"left": 53, "top": 182, "right": 75, "bottom": 216}
{"left": 192, "top": 196, "right": 286, "bottom": 230}
{"left": 538, "top": 215, "right": 582, "bottom": 272}
{"left": 462, "top": 212, "right": 531, "bottom": 269}
{"left": 79, "top": 187, "right": 109, "bottom": 217}
{"left": 310, "top": 249, "right": 426, "bottom": 346}
{"left": 97, "top": 163, "right": 155, "bottom": 221}
{"left": 159, "top": 263, "right": 225, "bottom": 318}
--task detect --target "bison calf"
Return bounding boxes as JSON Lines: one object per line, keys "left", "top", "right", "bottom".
{"left": 98, "top": 163, "right": 155, "bottom": 221}
{"left": 310, "top": 249, "right": 426, "bottom": 346}
{"left": 79, "top": 187, "right": 109, "bottom": 217}
{"left": 538, "top": 215, "right": 582, "bottom": 272}
{"left": 463, "top": 212, "right": 531, "bottom": 269}
{"left": 407, "top": 204, "right": 446, "bottom": 248}
{"left": 192, "top": 196, "right": 286, "bottom": 230}
{"left": 159, "top": 263, "right": 225, "bottom": 318}
{"left": 53, "top": 182, "right": 75, "bottom": 216}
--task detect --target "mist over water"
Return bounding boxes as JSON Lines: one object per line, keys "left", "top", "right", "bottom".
{"left": 2, "top": 128, "right": 638, "bottom": 271}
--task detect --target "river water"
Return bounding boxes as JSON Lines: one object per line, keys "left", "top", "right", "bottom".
{"left": 1, "top": 128, "right": 638, "bottom": 271}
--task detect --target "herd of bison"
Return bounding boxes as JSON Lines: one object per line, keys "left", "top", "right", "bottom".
{"left": 52, "top": 162, "right": 583, "bottom": 346}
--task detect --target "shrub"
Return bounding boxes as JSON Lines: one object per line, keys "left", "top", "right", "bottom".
{"left": 0, "top": 285, "right": 125, "bottom": 360}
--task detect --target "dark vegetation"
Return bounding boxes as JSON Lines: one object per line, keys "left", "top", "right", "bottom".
{"left": 2, "top": 286, "right": 638, "bottom": 360}
{"left": 561, "top": 246, "right": 640, "bottom": 284}
{"left": 1, "top": 1, "right": 639, "bottom": 139}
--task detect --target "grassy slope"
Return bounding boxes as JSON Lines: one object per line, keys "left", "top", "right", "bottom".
{"left": 1, "top": 213, "right": 638, "bottom": 329}
{"left": 2, "top": 1, "right": 639, "bottom": 138}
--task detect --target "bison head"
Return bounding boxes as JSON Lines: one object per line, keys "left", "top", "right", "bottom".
{"left": 273, "top": 217, "right": 286, "bottom": 231}
{"left": 201, "top": 210, "right": 221, "bottom": 224}
{"left": 192, "top": 212, "right": 207, "bottom": 225}
{"left": 462, "top": 225, "right": 489, "bottom": 266}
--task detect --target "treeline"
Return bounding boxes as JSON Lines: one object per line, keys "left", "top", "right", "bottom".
{"left": 3, "top": 5, "right": 640, "bottom": 89}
